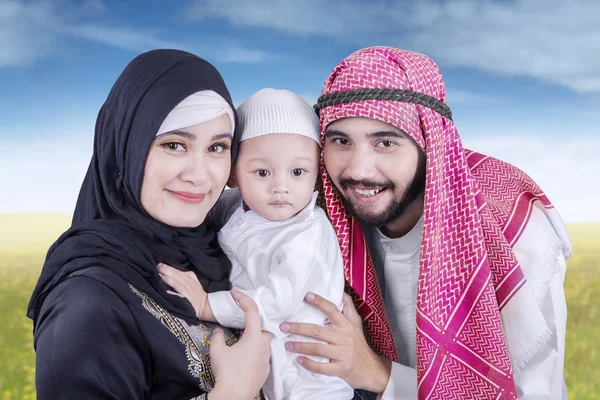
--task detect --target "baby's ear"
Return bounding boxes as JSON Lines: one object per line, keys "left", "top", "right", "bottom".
{"left": 227, "top": 174, "right": 238, "bottom": 189}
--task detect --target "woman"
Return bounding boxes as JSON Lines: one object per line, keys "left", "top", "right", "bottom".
{"left": 27, "top": 49, "right": 271, "bottom": 399}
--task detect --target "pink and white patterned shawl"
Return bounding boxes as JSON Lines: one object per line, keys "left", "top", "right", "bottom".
{"left": 318, "top": 47, "right": 555, "bottom": 399}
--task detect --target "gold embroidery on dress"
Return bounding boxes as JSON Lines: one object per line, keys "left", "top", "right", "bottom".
{"left": 129, "top": 284, "right": 264, "bottom": 399}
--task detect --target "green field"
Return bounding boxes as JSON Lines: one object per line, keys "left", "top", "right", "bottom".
{"left": 0, "top": 213, "right": 598, "bottom": 399}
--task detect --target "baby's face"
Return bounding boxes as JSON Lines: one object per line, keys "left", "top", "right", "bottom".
{"left": 233, "top": 133, "right": 320, "bottom": 221}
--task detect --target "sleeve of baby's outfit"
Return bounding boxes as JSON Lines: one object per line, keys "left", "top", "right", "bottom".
{"left": 208, "top": 227, "right": 326, "bottom": 333}
{"left": 207, "top": 255, "right": 256, "bottom": 329}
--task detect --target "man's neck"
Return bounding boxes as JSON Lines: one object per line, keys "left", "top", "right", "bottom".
{"left": 380, "top": 194, "right": 424, "bottom": 239}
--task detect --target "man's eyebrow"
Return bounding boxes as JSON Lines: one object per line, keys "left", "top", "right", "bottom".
{"left": 324, "top": 129, "right": 406, "bottom": 140}
{"left": 366, "top": 131, "right": 406, "bottom": 139}
{"left": 155, "top": 130, "right": 196, "bottom": 140}
{"left": 324, "top": 130, "right": 349, "bottom": 139}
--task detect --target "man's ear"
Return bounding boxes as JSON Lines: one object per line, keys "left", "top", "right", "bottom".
{"left": 227, "top": 173, "right": 238, "bottom": 189}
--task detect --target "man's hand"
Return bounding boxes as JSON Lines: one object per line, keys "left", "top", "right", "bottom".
{"left": 280, "top": 292, "right": 392, "bottom": 394}
{"left": 157, "top": 262, "right": 214, "bottom": 321}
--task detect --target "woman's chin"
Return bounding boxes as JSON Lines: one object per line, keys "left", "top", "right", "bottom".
{"left": 154, "top": 209, "right": 208, "bottom": 228}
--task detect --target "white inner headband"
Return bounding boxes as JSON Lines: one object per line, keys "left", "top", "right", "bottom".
{"left": 156, "top": 90, "right": 235, "bottom": 136}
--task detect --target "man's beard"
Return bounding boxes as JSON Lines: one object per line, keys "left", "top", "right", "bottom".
{"left": 335, "top": 152, "right": 426, "bottom": 228}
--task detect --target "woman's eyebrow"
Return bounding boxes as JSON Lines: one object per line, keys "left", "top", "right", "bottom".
{"left": 211, "top": 133, "right": 233, "bottom": 141}
{"left": 155, "top": 130, "right": 197, "bottom": 140}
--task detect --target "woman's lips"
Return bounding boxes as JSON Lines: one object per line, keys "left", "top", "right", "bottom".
{"left": 168, "top": 190, "right": 206, "bottom": 204}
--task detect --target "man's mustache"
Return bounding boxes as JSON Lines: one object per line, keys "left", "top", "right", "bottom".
{"left": 339, "top": 177, "right": 394, "bottom": 191}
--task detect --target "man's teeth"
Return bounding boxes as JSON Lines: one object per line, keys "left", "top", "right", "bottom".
{"left": 354, "top": 188, "right": 383, "bottom": 197}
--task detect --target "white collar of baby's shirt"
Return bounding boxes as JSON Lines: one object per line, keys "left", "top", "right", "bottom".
{"left": 236, "top": 191, "right": 319, "bottom": 223}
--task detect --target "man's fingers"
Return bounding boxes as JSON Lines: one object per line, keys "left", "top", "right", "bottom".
{"left": 341, "top": 293, "right": 363, "bottom": 328}
{"left": 231, "top": 288, "right": 262, "bottom": 334}
{"left": 304, "top": 292, "right": 347, "bottom": 327}
{"left": 296, "top": 356, "right": 337, "bottom": 376}
{"left": 280, "top": 322, "right": 343, "bottom": 344}
{"left": 285, "top": 341, "right": 339, "bottom": 360}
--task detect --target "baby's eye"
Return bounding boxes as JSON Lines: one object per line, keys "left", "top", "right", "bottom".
{"left": 292, "top": 169, "right": 305, "bottom": 177}
{"left": 255, "top": 170, "right": 270, "bottom": 178}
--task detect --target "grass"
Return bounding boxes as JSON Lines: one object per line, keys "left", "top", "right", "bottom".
{"left": 0, "top": 213, "right": 598, "bottom": 398}
{"left": 0, "top": 213, "right": 71, "bottom": 400}
{"left": 563, "top": 223, "right": 600, "bottom": 399}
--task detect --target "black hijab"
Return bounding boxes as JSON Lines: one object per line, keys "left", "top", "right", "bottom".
{"left": 28, "top": 49, "right": 238, "bottom": 325}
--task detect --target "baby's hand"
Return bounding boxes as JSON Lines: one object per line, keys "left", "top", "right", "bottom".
{"left": 157, "top": 263, "right": 209, "bottom": 320}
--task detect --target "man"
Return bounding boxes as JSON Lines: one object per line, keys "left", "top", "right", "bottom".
{"left": 281, "top": 47, "right": 571, "bottom": 399}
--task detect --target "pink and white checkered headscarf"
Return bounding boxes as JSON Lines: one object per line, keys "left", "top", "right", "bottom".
{"left": 318, "top": 47, "right": 555, "bottom": 399}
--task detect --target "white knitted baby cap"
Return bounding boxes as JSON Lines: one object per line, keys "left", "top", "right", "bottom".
{"left": 237, "top": 88, "right": 321, "bottom": 147}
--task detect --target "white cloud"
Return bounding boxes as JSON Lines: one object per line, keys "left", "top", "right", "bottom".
{"left": 184, "top": 0, "right": 600, "bottom": 93}
{"left": 64, "top": 24, "right": 183, "bottom": 52}
{"left": 0, "top": 0, "right": 274, "bottom": 67}
{"left": 0, "top": 0, "right": 58, "bottom": 66}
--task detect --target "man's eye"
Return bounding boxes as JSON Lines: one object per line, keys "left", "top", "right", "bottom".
{"left": 334, "top": 138, "right": 349, "bottom": 145}
{"left": 378, "top": 140, "right": 394, "bottom": 148}
{"left": 292, "top": 169, "right": 305, "bottom": 177}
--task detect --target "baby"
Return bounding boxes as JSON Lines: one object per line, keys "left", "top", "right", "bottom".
{"left": 162, "top": 89, "right": 353, "bottom": 400}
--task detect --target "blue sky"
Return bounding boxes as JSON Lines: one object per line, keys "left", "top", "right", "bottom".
{"left": 1, "top": 0, "right": 599, "bottom": 222}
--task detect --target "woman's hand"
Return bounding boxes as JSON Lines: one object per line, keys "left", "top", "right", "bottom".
{"left": 209, "top": 289, "right": 272, "bottom": 400}
{"left": 157, "top": 262, "right": 211, "bottom": 320}
{"left": 281, "top": 292, "right": 391, "bottom": 394}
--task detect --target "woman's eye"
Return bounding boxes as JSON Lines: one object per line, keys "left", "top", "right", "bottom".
{"left": 292, "top": 169, "right": 305, "bottom": 177}
{"left": 162, "top": 142, "right": 186, "bottom": 152}
{"left": 208, "top": 142, "right": 231, "bottom": 154}
{"left": 256, "top": 170, "right": 270, "bottom": 177}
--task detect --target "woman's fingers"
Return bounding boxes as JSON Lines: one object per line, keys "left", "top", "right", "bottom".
{"left": 210, "top": 328, "right": 226, "bottom": 353}
{"left": 230, "top": 288, "right": 262, "bottom": 335}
